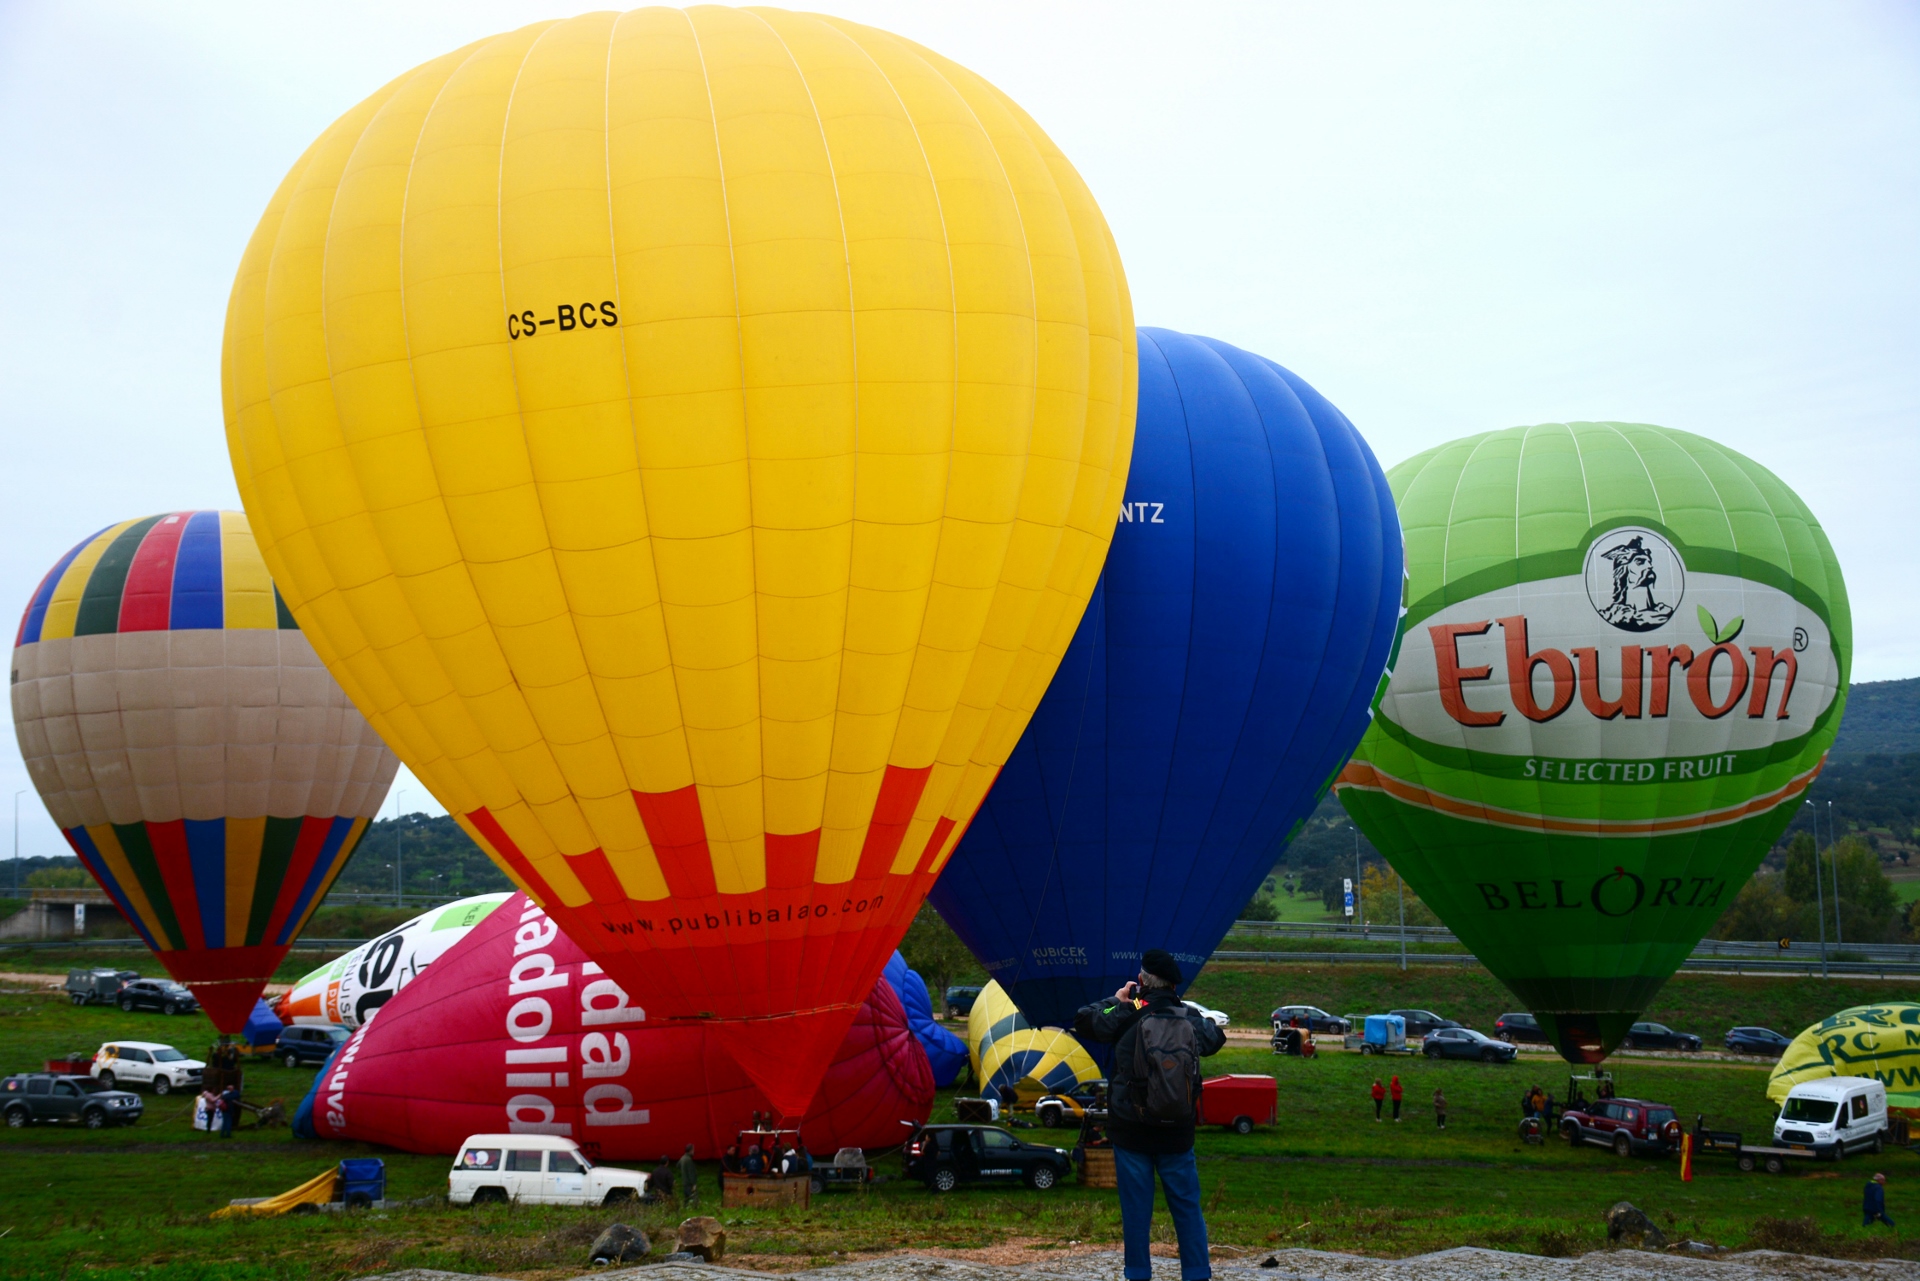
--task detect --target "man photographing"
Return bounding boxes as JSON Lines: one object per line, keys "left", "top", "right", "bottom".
{"left": 1076, "top": 949, "right": 1226, "bottom": 1281}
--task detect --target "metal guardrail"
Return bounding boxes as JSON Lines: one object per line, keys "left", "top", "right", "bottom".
{"left": 1211, "top": 948, "right": 1920, "bottom": 977}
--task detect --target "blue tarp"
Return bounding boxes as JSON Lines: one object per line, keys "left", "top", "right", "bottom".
{"left": 242, "top": 998, "right": 283, "bottom": 1048}
{"left": 882, "top": 951, "right": 968, "bottom": 1088}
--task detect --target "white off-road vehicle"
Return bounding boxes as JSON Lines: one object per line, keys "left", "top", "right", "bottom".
{"left": 448, "top": 1133, "right": 647, "bottom": 1206}
{"left": 91, "top": 1042, "right": 205, "bottom": 1095}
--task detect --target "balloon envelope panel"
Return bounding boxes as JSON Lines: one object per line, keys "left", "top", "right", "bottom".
{"left": 221, "top": 7, "right": 1133, "bottom": 1115}
{"left": 883, "top": 951, "right": 969, "bottom": 1088}
{"left": 1769, "top": 1004, "right": 1920, "bottom": 1107}
{"left": 302, "top": 893, "right": 932, "bottom": 1158}
{"left": 10, "top": 511, "right": 398, "bottom": 1030}
{"left": 931, "top": 329, "right": 1402, "bottom": 1027}
{"left": 1335, "top": 423, "right": 1849, "bottom": 1063}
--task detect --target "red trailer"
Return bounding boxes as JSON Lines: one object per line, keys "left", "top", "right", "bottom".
{"left": 1200, "top": 1074, "right": 1277, "bottom": 1133}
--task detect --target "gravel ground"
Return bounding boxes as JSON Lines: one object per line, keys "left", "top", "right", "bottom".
{"left": 361, "top": 1246, "right": 1919, "bottom": 1281}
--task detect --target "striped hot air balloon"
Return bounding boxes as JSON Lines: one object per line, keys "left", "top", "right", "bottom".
{"left": 10, "top": 512, "right": 398, "bottom": 1030}
{"left": 967, "top": 980, "right": 1101, "bottom": 1099}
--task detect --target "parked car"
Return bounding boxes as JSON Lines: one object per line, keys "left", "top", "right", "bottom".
{"left": 1034, "top": 1080, "right": 1108, "bottom": 1128}
{"left": 2, "top": 1073, "right": 143, "bottom": 1128}
{"left": 902, "top": 1124, "right": 1073, "bottom": 1192}
{"left": 1775, "top": 1077, "right": 1889, "bottom": 1159}
{"left": 944, "top": 986, "right": 983, "bottom": 1019}
{"left": 1724, "top": 1026, "right": 1792, "bottom": 1056}
{"left": 449, "top": 1133, "right": 646, "bottom": 1206}
{"left": 1183, "top": 1000, "right": 1230, "bottom": 1028}
{"left": 116, "top": 979, "right": 199, "bottom": 1016}
{"left": 276, "top": 1024, "right": 350, "bottom": 1068}
{"left": 1493, "top": 1012, "right": 1549, "bottom": 1044}
{"left": 65, "top": 968, "right": 138, "bottom": 1006}
{"left": 1560, "top": 1096, "right": 1682, "bottom": 1157}
{"left": 92, "top": 1042, "right": 205, "bottom": 1095}
{"left": 1389, "top": 1008, "right": 1462, "bottom": 1037}
{"left": 1269, "top": 1005, "right": 1348, "bottom": 1034}
{"left": 1422, "top": 1028, "right": 1517, "bottom": 1063}
{"left": 1621, "top": 1022, "right": 1701, "bottom": 1052}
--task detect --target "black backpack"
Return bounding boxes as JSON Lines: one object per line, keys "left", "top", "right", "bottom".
{"left": 1128, "top": 1007, "right": 1200, "bottom": 1125}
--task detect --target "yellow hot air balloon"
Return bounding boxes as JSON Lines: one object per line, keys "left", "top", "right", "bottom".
{"left": 222, "top": 7, "right": 1133, "bottom": 1116}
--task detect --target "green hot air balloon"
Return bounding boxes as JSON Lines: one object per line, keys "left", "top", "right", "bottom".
{"left": 1336, "top": 423, "right": 1848, "bottom": 1064}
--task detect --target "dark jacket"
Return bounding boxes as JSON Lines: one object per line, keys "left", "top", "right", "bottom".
{"left": 1075, "top": 987, "right": 1225, "bottom": 1154}
{"left": 1866, "top": 1181, "right": 1887, "bottom": 1215}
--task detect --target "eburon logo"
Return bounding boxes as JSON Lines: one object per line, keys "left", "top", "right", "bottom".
{"left": 1376, "top": 525, "right": 1839, "bottom": 764}
{"left": 1585, "top": 528, "right": 1682, "bottom": 632}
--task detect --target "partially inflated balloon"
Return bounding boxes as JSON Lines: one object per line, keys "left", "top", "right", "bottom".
{"left": 1335, "top": 424, "right": 1848, "bottom": 1063}
{"left": 11, "top": 512, "right": 398, "bottom": 1030}
{"left": 222, "top": 8, "right": 1132, "bottom": 1114}
{"left": 967, "top": 979, "right": 1100, "bottom": 1097}
{"left": 277, "top": 892, "right": 512, "bottom": 1029}
{"left": 1769, "top": 1004, "right": 1920, "bottom": 1108}
{"left": 298, "top": 894, "right": 931, "bottom": 1157}
{"left": 932, "top": 329, "right": 1401, "bottom": 1028}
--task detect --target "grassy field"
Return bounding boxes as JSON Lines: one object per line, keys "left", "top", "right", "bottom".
{"left": 4, "top": 974, "right": 1918, "bottom": 1281}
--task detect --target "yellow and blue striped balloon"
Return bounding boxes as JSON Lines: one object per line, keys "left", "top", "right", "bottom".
{"left": 967, "top": 979, "right": 1101, "bottom": 1097}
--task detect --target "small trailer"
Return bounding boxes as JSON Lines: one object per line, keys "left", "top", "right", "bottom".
{"left": 1342, "top": 1014, "right": 1413, "bottom": 1056}
{"left": 1200, "top": 1074, "right": 1277, "bottom": 1133}
{"left": 1690, "top": 1119, "right": 1823, "bottom": 1174}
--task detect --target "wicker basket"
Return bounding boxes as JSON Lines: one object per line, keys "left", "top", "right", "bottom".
{"left": 1080, "top": 1147, "right": 1116, "bottom": 1189}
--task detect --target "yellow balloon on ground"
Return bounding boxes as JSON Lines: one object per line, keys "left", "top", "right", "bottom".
{"left": 967, "top": 979, "right": 1101, "bottom": 1097}
{"left": 1769, "top": 1004, "right": 1920, "bottom": 1110}
{"left": 221, "top": 7, "right": 1133, "bottom": 1116}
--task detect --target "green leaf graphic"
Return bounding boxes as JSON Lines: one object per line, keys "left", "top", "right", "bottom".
{"left": 1696, "top": 605, "right": 1743, "bottom": 644}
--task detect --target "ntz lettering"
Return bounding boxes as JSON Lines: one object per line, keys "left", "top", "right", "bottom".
{"left": 1474, "top": 872, "right": 1727, "bottom": 918}
{"left": 1431, "top": 617, "right": 1798, "bottom": 727}
{"left": 1116, "top": 501, "right": 1165, "bottom": 524}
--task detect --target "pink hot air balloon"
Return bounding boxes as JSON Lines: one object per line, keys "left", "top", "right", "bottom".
{"left": 304, "top": 895, "right": 931, "bottom": 1160}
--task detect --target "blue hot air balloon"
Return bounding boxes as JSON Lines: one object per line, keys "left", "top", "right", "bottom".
{"left": 928, "top": 328, "right": 1403, "bottom": 1030}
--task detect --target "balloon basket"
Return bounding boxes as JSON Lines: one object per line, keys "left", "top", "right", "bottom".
{"left": 1079, "top": 1147, "right": 1116, "bottom": 1189}
{"left": 722, "top": 1174, "right": 809, "bottom": 1209}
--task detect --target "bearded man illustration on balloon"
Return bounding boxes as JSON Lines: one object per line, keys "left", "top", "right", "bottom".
{"left": 1335, "top": 423, "right": 1849, "bottom": 1063}
{"left": 221, "top": 9, "right": 1134, "bottom": 1116}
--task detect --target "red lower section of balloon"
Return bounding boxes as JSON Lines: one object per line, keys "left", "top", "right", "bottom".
{"left": 470, "top": 788, "right": 962, "bottom": 1116}
{"left": 311, "top": 893, "right": 933, "bottom": 1159}
{"left": 155, "top": 944, "right": 287, "bottom": 1033}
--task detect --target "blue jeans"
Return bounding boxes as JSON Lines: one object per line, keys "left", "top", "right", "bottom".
{"left": 1112, "top": 1145, "right": 1209, "bottom": 1281}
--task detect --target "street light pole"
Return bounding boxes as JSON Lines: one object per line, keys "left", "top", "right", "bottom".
{"left": 1829, "top": 800, "right": 1843, "bottom": 948}
{"left": 12, "top": 790, "right": 24, "bottom": 898}
{"left": 1807, "top": 800, "right": 1827, "bottom": 978}
{"left": 1354, "top": 828, "right": 1363, "bottom": 930}
{"left": 393, "top": 789, "right": 406, "bottom": 908}
{"left": 1397, "top": 871, "right": 1406, "bottom": 972}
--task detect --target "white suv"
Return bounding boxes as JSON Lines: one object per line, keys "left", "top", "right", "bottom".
{"left": 92, "top": 1042, "right": 205, "bottom": 1095}
{"left": 449, "top": 1134, "right": 647, "bottom": 1206}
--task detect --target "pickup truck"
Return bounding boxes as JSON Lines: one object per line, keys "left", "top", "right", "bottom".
{"left": 2, "top": 1073, "right": 144, "bottom": 1128}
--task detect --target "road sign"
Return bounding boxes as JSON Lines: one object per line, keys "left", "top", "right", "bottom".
{"left": 1343, "top": 878, "right": 1355, "bottom": 918}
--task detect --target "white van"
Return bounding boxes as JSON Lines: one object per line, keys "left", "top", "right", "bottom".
{"left": 448, "top": 1133, "right": 647, "bottom": 1206}
{"left": 1774, "top": 1076, "right": 1888, "bottom": 1159}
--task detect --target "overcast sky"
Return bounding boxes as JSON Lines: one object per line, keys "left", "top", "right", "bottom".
{"left": 3, "top": 2, "right": 1915, "bottom": 859}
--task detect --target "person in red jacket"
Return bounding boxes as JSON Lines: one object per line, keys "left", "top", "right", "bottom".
{"left": 1371, "top": 1079, "right": 1386, "bottom": 1120}
{"left": 1390, "top": 1075, "right": 1404, "bottom": 1122}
